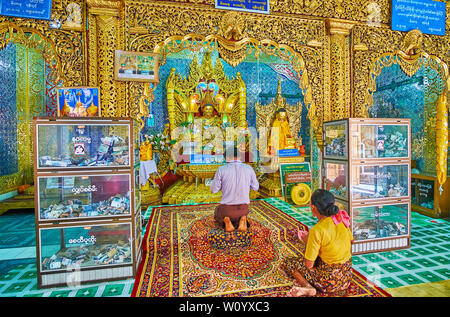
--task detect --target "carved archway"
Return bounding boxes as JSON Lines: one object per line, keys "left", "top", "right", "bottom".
{"left": 0, "top": 22, "right": 66, "bottom": 194}
{"left": 361, "top": 30, "right": 449, "bottom": 189}
{"left": 125, "top": 6, "right": 324, "bottom": 146}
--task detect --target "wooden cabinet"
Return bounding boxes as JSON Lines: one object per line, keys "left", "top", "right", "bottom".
{"left": 411, "top": 173, "right": 450, "bottom": 219}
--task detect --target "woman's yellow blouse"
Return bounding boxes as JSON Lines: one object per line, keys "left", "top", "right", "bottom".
{"left": 304, "top": 217, "right": 354, "bottom": 265}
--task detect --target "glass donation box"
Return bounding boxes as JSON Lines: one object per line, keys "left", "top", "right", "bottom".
{"left": 33, "top": 117, "right": 142, "bottom": 288}
{"left": 323, "top": 118, "right": 411, "bottom": 255}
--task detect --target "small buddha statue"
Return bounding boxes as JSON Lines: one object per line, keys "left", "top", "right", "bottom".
{"left": 269, "top": 108, "right": 296, "bottom": 154}
{"left": 139, "top": 136, "right": 153, "bottom": 161}
{"left": 199, "top": 91, "right": 221, "bottom": 128}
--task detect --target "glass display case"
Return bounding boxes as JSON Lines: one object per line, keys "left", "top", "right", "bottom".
{"left": 324, "top": 118, "right": 410, "bottom": 161}
{"left": 350, "top": 163, "right": 409, "bottom": 201}
{"left": 350, "top": 201, "right": 410, "bottom": 254}
{"left": 33, "top": 117, "right": 141, "bottom": 288}
{"left": 324, "top": 121, "right": 347, "bottom": 159}
{"left": 39, "top": 223, "right": 132, "bottom": 272}
{"left": 323, "top": 118, "right": 411, "bottom": 254}
{"left": 324, "top": 160, "right": 348, "bottom": 201}
{"left": 349, "top": 122, "right": 409, "bottom": 159}
{"left": 351, "top": 203, "right": 409, "bottom": 241}
{"left": 35, "top": 120, "right": 132, "bottom": 169}
{"left": 37, "top": 174, "right": 132, "bottom": 221}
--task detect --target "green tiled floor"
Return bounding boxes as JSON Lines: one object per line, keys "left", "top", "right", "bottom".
{"left": 0, "top": 262, "right": 134, "bottom": 297}
{"left": 0, "top": 197, "right": 449, "bottom": 297}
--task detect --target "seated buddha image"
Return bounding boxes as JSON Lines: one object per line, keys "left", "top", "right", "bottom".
{"left": 269, "top": 108, "right": 297, "bottom": 154}
{"left": 198, "top": 91, "right": 222, "bottom": 129}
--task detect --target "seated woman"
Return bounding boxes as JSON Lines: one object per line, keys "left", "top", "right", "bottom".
{"left": 282, "top": 189, "right": 353, "bottom": 296}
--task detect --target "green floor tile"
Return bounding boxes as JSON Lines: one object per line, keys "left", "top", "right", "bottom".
{"left": 358, "top": 265, "right": 381, "bottom": 275}
{"left": 10, "top": 264, "right": 30, "bottom": 271}
{"left": 434, "top": 235, "right": 449, "bottom": 242}
{"left": 426, "top": 237, "right": 443, "bottom": 244}
{"left": 434, "top": 228, "right": 450, "bottom": 234}
{"left": 380, "top": 277, "right": 404, "bottom": 288}
{"left": 23, "top": 293, "right": 44, "bottom": 297}
{"left": 101, "top": 284, "right": 125, "bottom": 297}
{"left": 75, "top": 286, "right": 98, "bottom": 297}
{"left": 396, "top": 249, "right": 418, "bottom": 258}
{"left": 0, "top": 271, "right": 20, "bottom": 281}
{"left": 430, "top": 256, "right": 449, "bottom": 265}
{"left": 378, "top": 252, "right": 403, "bottom": 261}
{"left": 362, "top": 253, "right": 385, "bottom": 262}
{"left": 419, "top": 230, "right": 436, "bottom": 235}
{"left": 411, "top": 239, "right": 429, "bottom": 246}
{"left": 397, "top": 260, "right": 421, "bottom": 270}
{"left": 18, "top": 271, "right": 37, "bottom": 280}
{"left": 49, "top": 290, "right": 72, "bottom": 297}
{"left": 396, "top": 274, "right": 425, "bottom": 285}
{"left": 434, "top": 268, "right": 450, "bottom": 279}
{"left": 413, "top": 258, "right": 439, "bottom": 268}
{"left": 350, "top": 256, "right": 366, "bottom": 265}
{"left": 440, "top": 243, "right": 450, "bottom": 250}
{"left": 416, "top": 271, "right": 444, "bottom": 283}
{"left": 27, "top": 283, "right": 39, "bottom": 292}
{"left": 428, "top": 245, "right": 447, "bottom": 254}
{"left": 1, "top": 282, "right": 29, "bottom": 294}
{"left": 379, "top": 263, "right": 403, "bottom": 273}
{"left": 411, "top": 231, "right": 426, "bottom": 237}
{"left": 411, "top": 247, "right": 433, "bottom": 256}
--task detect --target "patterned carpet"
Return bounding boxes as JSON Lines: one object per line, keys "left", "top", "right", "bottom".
{"left": 132, "top": 200, "right": 390, "bottom": 297}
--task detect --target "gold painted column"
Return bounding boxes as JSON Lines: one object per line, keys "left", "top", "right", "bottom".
{"left": 326, "top": 19, "right": 355, "bottom": 120}
{"left": 87, "top": 0, "right": 126, "bottom": 117}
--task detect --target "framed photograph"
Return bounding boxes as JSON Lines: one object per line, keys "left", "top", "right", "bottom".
{"left": 57, "top": 87, "right": 101, "bottom": 117}
{"left": 114, "top": 50, "right": 159, "bottom": 83}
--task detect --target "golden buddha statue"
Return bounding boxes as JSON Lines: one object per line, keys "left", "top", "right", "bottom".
{"left": 256, "top": 78, "right": 302, "bottom": 157}
{"left": 269, "top": 108, "right": 297, "bottom": 154}
{"left": 199, "top": 91, "right": 222, "bottom": 128}
{"left": 140, "top": 136, "right": 153, "bottom": 161}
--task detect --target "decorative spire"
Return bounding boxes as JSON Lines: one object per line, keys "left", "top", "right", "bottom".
{"left": 274, "top": 77, "right": 286, "bottom": 110}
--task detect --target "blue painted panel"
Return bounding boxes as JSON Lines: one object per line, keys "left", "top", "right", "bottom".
{"left": 0, "top": 43, "right": 18, "bottom": 176}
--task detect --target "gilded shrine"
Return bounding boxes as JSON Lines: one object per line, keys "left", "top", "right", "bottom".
{"left": 0, "top": 0, "right": 449, "bottom": 298}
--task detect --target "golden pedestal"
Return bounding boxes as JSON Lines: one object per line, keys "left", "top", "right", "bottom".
{"left": 141, "top": 186, "right": 162, "bottom": 208}
{"left": 140, "top": 179, "right": 162, "bottom": 208}
{"left": 162, "top": 163, "right": 260, "bottom": 204}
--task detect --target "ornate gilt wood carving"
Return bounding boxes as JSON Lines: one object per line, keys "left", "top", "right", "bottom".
{"left": 124, "top": 1, "right": 326, "bottom": 146}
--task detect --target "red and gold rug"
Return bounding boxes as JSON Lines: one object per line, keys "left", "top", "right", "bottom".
{"left": 132, "top": 200, "right": 390, "bottom": 297}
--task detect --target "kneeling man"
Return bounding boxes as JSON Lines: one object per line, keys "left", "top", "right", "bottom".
{"left": 210, "top": 146, "right": 259, "bottom": 232}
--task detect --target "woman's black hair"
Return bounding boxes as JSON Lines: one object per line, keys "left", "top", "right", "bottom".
{"left": 310, "top": 189, "right": 339, "bottom": 217}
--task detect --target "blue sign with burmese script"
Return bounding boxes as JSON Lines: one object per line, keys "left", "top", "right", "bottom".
{"left": 278, "top": 149, "right": 299, "bottom": 157}
{"left": 215, "top": 0, "right": 270, "bottom": 14}
{"left": 392, "top": 0, "right": 446, "bottom": 36}
{"left": 0, "top": 0, "right": 53, "bottom": 20}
